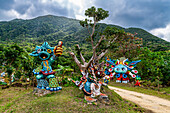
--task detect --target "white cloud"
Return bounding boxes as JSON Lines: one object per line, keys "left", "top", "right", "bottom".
{"left": 67, "top": 0, "right": 95, "bottom": 20}
{"left": 150, "top": 24, "right": 170, "bottom": 42}
{"left": 1, "top": 0, "right": 170, "bottom": 33}
{"left": 2, "top": 9, "right": 30, "bottom": 20}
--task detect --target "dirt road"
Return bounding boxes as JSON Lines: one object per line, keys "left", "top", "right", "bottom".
{"left": 108, "top": 86, "right": 170, "bottom": 113}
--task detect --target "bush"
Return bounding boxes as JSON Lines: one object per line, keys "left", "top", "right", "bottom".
{"left": 134, "top": 48, "right": 170, "bottom": 87}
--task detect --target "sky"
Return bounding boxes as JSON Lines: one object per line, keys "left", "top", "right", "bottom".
{"left": 0, "top": 0, "right": 170, "bottom": 42}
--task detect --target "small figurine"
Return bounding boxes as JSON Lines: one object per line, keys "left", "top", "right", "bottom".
{"left": 103, "top": 75, "right": 110, "bottom": 84}
{"left": 135, "top": 75, "right": 141, "bottom": 86}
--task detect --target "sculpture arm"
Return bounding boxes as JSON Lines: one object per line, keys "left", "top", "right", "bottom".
{"left": 49, "top": 55, "right": 58, "bottom": 64}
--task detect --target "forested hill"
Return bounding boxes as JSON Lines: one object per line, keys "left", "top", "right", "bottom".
{"left": 0, "top": 15, "right": 169, "bottom": 51}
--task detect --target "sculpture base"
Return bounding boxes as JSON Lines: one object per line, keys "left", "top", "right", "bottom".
{"left": 32, "top": 88, "right": 60, "bottom": 96}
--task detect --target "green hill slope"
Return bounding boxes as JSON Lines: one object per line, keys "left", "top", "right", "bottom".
{"left": 0, "top": 15, "right": 169, "bottom": 51}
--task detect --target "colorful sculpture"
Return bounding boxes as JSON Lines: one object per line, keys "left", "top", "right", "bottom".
{"left": 105, "top": 57, "right": 141, "bottom": 83}
{"left": 135, "top": 75, "right": 141, "bottom": 86}
{"left": 0, "top": 72, "right": 8, "bottom": 85}
{"left": 103, "top": 75, "right": 110, "bottom": 84}
{"left": 30, "top": 41, "right": 63, "bottom": 91}
{"left": 72, "top": 62, "right": 108, "bottom": 103}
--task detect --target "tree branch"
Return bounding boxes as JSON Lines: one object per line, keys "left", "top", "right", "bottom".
{"left": 68, "top": 51, "right": 82, "bottom": 69}
{"left": 94, "top": 35, "right": 105, "bottom": 50}
{"left": 99, "top": 61, "right": 105, "bottom": 70}
{"left": 90, "top": 15, "right": 97, "bottom": 48}
{"left": 91, "top": 21, "right": 96, "bottom": 38}
{"left": 86, "top": 26, "right": 91, "bottom": 36}
{"left": 9, "top": 58, "right": 15, "bottom": 66}
{"left": 96, "top": 49, "right": 106, "bottom": 56}
{"left": 97, "top": 49, "right": 108, "bottom": 60}
{"left": 86, "top": 56, "right": 94, "bottom": 70}
{"left": 110, "top": 35, "right": 119, "bottom": 44}
{"left": 76, "top": 44, "right": 86, "bottom": 64}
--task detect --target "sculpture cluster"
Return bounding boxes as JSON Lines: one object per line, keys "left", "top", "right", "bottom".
{"left": 29, "top": 42, "right": 141, "bottom": 102}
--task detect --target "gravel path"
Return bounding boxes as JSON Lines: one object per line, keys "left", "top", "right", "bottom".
{"left": 108, "top": 86, "right": 170, "bottom": 113}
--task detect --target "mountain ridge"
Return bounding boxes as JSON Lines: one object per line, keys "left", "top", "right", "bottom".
{"left": 0, "top": 15, "right": 169, "bottom": 51}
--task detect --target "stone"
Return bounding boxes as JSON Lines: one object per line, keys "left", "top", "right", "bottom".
{"left": 33, "top": 88, "right": 52, "bottom": 96}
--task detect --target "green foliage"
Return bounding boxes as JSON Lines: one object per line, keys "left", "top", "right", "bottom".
{"left": 54, "top": 64, "right": 74, "bottom": 86}
{"left": 0, "top": 81, "right": 7, "bottom": 85}
{"left": 15, "top": 70, "right": 22, "bottom": 79}
{"left": 0, "top": 14, "right": 169, "bottom": 87}
{"left": 55, "top": 64, "right": 73, "bottom": 75}
{"left": 0, "top": 43, "right": 40, "bottom": 80}
{"left": 6, "top": 66, "right": 13, "bottom": 78}
{"left": 135, "top": 48, "right": 170, "bottom": 86}
{"left": 103, "top": 26, "right": 124, "bottom": 37}
{"left": 80, "top": 6, "right": 109, "bottom": 28}
{"left": 0, "top": 15, "right": 169, "bottom": 51}
{"left": 125, "top": 28, "right": 170, "bottom": 51}
{"left": 85, "top": 6, "right": 109, "bottom": 21}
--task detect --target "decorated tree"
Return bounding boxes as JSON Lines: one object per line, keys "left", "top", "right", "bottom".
{"left": 69, "top": 6, "right": 137, "bottom": 74}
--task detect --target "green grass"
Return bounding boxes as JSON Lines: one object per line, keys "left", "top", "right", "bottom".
{"left": 109, "top": 82, "right": 170, "bottom": 100}
{"left": 0, "top": 86, "right": 148, "bottom": 113}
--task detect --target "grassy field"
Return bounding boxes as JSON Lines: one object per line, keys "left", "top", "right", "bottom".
{"left": 0, "top": 86, "right": 150, "bottom": 113}
{"left": 109, "top": 82, "right": 170, "bottom": 100}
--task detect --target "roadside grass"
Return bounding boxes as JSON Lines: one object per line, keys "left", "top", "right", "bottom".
{"left": 0, "top": 86, "right": 148, "bottom": 113}
{"left": 109, "top": 82, "right": 170, "bottom": 100}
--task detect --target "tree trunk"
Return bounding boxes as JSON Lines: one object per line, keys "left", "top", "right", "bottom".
{"left": 9, "top": 73, "right": 12, "bottom": 86}
{"left": 25, "top": 72, "right": 27, "bottom": 90}
{"left": 32, "top": 73, "right": 34, "bottom": 90}
{"left": 158, "top": 79, "right": 160, "bottom": 91}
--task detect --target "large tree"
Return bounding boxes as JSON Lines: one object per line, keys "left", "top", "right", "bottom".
{"left": 69, "top": 6, "right": 137, "bottom": 74}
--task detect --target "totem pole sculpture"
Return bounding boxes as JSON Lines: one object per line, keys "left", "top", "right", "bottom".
{"left": 72, "top": 61, "right": 108, "bottom": 103}
{"left": 105, "top": 57, "right": 141, "bottom": 83}
{"left": 30, "top": 41, "right": 63, "bottom": 91}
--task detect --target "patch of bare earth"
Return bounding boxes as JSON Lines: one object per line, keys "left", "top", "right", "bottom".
{"left": 108, "top": 86, "right": 170, "bottom": 113}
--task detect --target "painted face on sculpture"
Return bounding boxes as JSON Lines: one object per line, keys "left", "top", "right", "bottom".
{"left": 105, "top": 57, "right": 141, "bottom": 81}
{"left": 114, "top": 64, "right": 127, "bottom": 74}
{"left": 30, "top": 42, "right": 54, "bottom": 60}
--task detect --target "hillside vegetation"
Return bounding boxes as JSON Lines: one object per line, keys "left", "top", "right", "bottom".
{"left": 0, "top": 15, "right": 169, "bottom": 51}
{"left": 0, "top": 15, "right": 169, "bottom": 90}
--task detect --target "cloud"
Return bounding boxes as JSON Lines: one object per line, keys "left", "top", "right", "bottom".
{"left": 0, "top": 0, "right": 15, "bottom": 10}
{"left": 150, "top": 24, "right": 170, "bottom": 42}
{"left": 0, "top": 0, "right": 96, "bottom": 22}
{"left": 68, "top": 0, "right": 95, "bottom": 20}
{"left": 94, "top": 0, "right": 170, "bottom": 30}
{"left": 0, "top": 0, "right": 170, "bottom": 36}
{"left": 0, "top": 0, "right": 81, "bottom": 21}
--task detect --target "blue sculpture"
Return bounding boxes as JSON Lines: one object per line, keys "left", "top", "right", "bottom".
{"left": 30, "top": 41, "right": 63, "bottom": 91}
{"left": 105, "top": 57, "right": 141, "bottom": 83}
